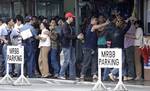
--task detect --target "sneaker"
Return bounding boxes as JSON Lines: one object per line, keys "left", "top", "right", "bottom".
{"left": 54, "top": 74, "right": 59, "bottom": 78}
{"left": 108, "top": 73, "right": 115, "bottom": 81}
{"left": 135, "top": 77, "right": 142, "bottom": 81}
{"left": 92, "top": 75, "right": 98, "bottom": 82}
{"left": 42, "top": 75, "right": 51, "bottom": 78}
{"left": 80, "top": 75, "right": 84, "bottom": 81}
{"left": 58, "top": 76, "right": 66, "bottom": 80}
{"left": 123, "top": 76, "right": 128, "bottom": 81}
{"left": 127, "top": 77, "right": 134, "bottom": 80}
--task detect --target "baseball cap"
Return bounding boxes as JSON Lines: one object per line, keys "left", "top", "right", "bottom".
{"left": 25, "top": 16, "right": 33, "bottom": 22}
{"left": 65, "top": 12, "right": 75, "bottom": 19}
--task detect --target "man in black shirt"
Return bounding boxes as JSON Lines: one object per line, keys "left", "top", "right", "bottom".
{"left": 59, "top": 12, "right": 77, "bottom": 80}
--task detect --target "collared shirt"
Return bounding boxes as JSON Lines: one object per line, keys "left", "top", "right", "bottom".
{"left": 134, "top": 27, "right": 143, "bottom": 47}
{"left": 124, "top": 24, "right": 136, "bottom": 48}
{"left": 39, "top": 28, "right": 50, "bottom": 48}
{"left": 0, "top": 24, "right": 7, "bottom": 36}
{"left": 20, "top": 23, "right": 37, "bottom": 38}
{"left": 50, "top": 29, "right": 59, "bottom": 49}
{"left": 0, "top": 24, "right": 7, "bottom": 44}
{"left": 10, "top": 24, "right": 23, "bottom": 45}
{"left": 84, "top": 24, "right": 98, "bottom": 50}
{"left": 15, "top": 24, "right": 23, "bottom": 29}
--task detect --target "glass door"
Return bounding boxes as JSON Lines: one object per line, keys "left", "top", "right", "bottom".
{"left": 144, "top": 0, "right": 150, "bottom": 34}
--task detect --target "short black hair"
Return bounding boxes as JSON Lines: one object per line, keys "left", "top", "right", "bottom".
{"left": 6, "top": 18, "right": 14, "bottom": 24}
{"left": 16, "top": 15, "right": 24, "bottom": 23}
{"left": 0, "top": 18, "right": 3, "bottom": 23}
{"left": 109, "top": 15, "right": 116, "bottom": 22}
{"left": 91, "top": 16, "right": 98, "bottom": 21}
{"left": 41, "top": 22, "right": 49, "bottom": 30}
{"left": 135, "top": 20, "right": 143, "bottom": 28}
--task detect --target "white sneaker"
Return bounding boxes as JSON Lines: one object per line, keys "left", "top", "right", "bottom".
{"left": 58, "top": 76, "right": 66, "bottom": 80}
{"left": 108, "top": 73, "right": 115, "bottom": 81}
{"left": 123, "top": 76, "right": 128, "bottom": 81}
{"left": 92, "top": 75, "right": 98, "bottom": 82}
{"left": 93, "top": 75, "right": 98, "bottom": 79}
{"left": 80, "top": 75, "right": 84, "bottom": 81}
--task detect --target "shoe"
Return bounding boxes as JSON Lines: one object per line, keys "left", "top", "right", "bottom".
{"left": 108, "top": 73, "right": 115, "bottom": 81}
{"left": 54, "top": 74, "right": 59, "bottom": 78}
{"left": 123, "top": 76, "right": 128, "bottom": 81}
{"left": 80, "top": 75, "right": 84, "bottom": 81}
{"left": 42, "top": 74, "right": 52, "bottom": 78}
{"left": 135, "top": 77, "right": 142, "bottom": 81}
{"left": 42, "top": 75, "right": 51, "bottom": 78}
{"left": 58, "top": 76, "right": 66, "bottom": 80}
{"left": 92, "top": 75, "right": 98, "bottom": 82}
{"left": 13, "top": 72, "right": 19, "bottom": 77}
{"left": 127, "top": 77, "right": 134, "bottom": 80}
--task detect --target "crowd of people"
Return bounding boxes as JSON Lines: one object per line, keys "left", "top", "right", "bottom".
{"left": 0, "top": 11, "right": 144, "bottom": 82}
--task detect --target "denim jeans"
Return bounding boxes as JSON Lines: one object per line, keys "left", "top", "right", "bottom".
{"left": 23, "top": 42, "right": 36, "bottom": 78}
{"left": 103, "top": 68, "right": 111, "bottom": 80}
{"left": 59, "top": 47, "right": 76, "bottom": 79}
{"left": 80, "top": 48, "right": 97, "bottom": 76}
{"left": 50, "top": 48, "right": 60, "bottom": 76}
{"left": 124, "top": 46, "right": 135, "bottom": 77}
{"left": 2, "top": 44, "right": 12, "bottom": 74}
{"left": 111, "top": 50, "right": 126, "bottom": 76}
{"left": 0, "top": 44, "right": 4, "bottom": 75}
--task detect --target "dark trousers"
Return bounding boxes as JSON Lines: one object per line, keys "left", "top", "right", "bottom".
{"left": 80, "top": 48, "right": 98, "bottom": 76}
{"left": 125, "top": 46, "right": 135, "bottom": 77}
{"left": 50, "top": 48, "right": 60, "bottom": 76}
{"left": 23, "top": 42, "right": 36, "bottom": 78}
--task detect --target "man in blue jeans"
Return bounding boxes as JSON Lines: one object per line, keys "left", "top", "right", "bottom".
{"left": 0, "top": 19, "right": 8, "bottom": 76}
{"left": 49, "top": 19, "right": 60, "bottom": 78}
{"left": 108, "top": 16, "right": 131, "bottom": 81}
{"left": 20, "top": 16, "right": 38, "bottom": 78}
{"left": 59, "top": 12, "right": 77, "bottom": 80}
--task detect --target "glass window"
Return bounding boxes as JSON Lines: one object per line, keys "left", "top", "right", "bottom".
{"left": 0, "top": 2, "right": 10, "bottom": 18}
{"left": 37, "top": 0, "right": 62, "bottom": 17}
{"left": 14, "top": 2, "right": 24, "bottom": 16}
{"left": 37, "top": 2, "right": 46, "bottom": 16}
{"left": 144, "top": 0, "right": 150, "bottom": 34}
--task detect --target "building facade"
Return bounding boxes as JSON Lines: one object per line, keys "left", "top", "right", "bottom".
{"left": 0, "top": 0, "right": 64, "bottom": 18}
{"left": 144, "top": 0, "right": 150, "bottom": 34}
{"left": 0, "top": 0, "right": 149, "bottom": 34}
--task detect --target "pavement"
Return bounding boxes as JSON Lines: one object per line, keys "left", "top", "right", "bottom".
{"left": 0, "top": 77, "right": 150, "bottom": 91}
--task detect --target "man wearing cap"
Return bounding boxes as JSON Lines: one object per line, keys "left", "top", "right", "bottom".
{"left": 59, "top": 12, "right": 78, "bottom": 80}
{"left": 20, "top": 16, "right": 38, "bottom": 78}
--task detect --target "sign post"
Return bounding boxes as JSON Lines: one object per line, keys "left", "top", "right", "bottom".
{"left": 0, "top": 60, "right": 13, "bottom": 85}
{"left": 0, "top": 46, "right": 31, "bottom": 86}
{"left": 92, "top": 48, "right": 128, "bottom": 91}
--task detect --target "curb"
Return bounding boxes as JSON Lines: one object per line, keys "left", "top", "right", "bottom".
{"left": 30, "top": 78, "right": 150, "bottom": 88}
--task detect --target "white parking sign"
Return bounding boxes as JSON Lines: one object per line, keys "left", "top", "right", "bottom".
{"left": 92, "top": 48, "right": 128, "bottom": 91}
{"left": 0, "top": 46, "right": 30, "bottom": 86}
{"left": 7, "top": 46, "right": 24, "bottom": 64}
{"left": 98, "top": 48, "right": 122, "bottom": 68}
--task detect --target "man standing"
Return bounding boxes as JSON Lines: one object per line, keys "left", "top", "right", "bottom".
{"left": 20, "top": 16, "right": 38, "bottom": 78}
{"left": 0, "top": 19, "right": 7, "bottom": 76}
{"left": 59, "top": 12, "right": 77, "bottom": 80}
{"left": 79, "top": 17, "right": 98, "bottom": 81}
{"left": 123, "top": 17, "right": 137, "bottom": 80}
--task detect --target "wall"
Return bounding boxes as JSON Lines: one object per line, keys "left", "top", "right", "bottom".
{"left": 64, "top": 0, "right": 75, "bottom": 14}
